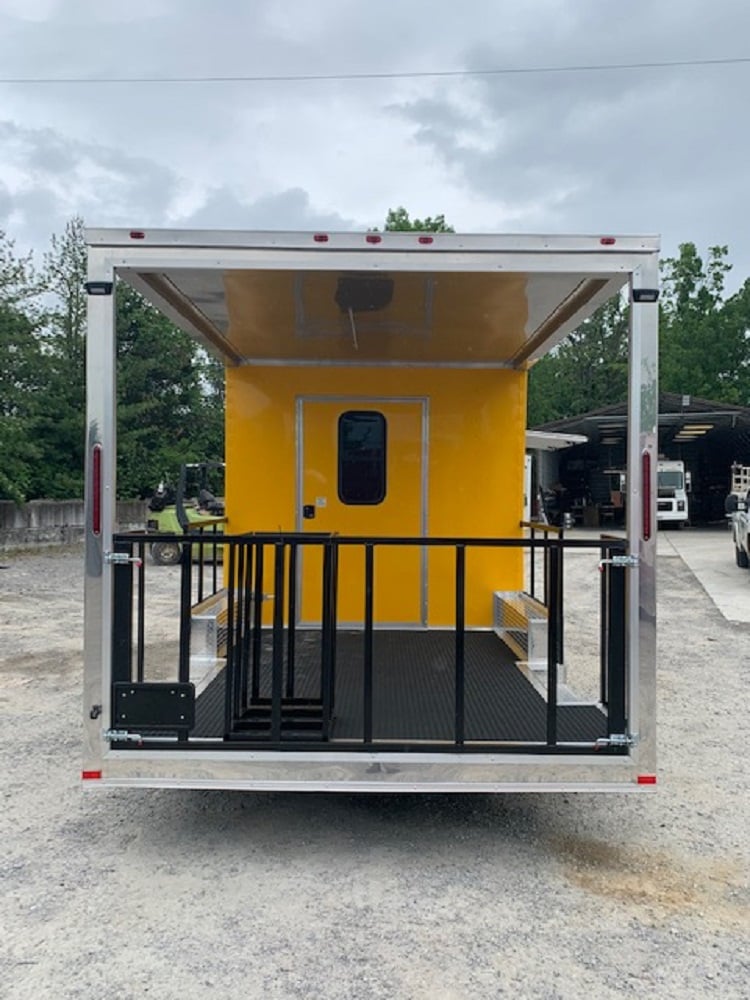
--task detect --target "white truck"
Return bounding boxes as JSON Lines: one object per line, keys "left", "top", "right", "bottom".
{"left": 656, "top": 459, "right": 690, "bottom": 528}
{"left": 725, "top": 463, "right": 750, "bottom": 568}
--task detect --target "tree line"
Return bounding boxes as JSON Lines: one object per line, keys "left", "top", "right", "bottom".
{"left": 0, "top": 217, "right": 223, "bottom": 503}
{"left": 1, "top": 211, "right": 748, "bottom": 502}
{"left": 527, "top": 243, "right": 750, "bottom": 425}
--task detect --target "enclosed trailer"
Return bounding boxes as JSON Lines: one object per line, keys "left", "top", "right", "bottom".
{"left": 83, "top": 229, "right": 659, "bottom": 792}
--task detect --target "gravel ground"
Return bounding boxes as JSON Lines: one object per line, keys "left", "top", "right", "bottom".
{"left": 0, "top": 542, "right": 748, "bottom": 999}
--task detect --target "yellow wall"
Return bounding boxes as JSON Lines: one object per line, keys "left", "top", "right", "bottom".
{"left": 225, "top": 366, "right": 527, "bottom": 626}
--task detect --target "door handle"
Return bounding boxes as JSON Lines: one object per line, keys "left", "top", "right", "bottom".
{"left": 303, "top": 504, "right": 316, "bottom": 520}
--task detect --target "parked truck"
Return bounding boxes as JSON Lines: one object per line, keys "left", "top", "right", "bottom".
{"left": 83, "top": 228, "right": 659, "bottom": 793}
{"left": 725, "top": 463, "right": 750, "bottom": 568}
{"left": 656, "top": 459, "right": 690, "bottom": 528}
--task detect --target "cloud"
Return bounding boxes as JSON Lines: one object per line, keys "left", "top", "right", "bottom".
{"left": 178, "top": 186, "right": 357, "bottom": 231}
{"left": 0, "top": 0, "right": 749, "bottom": 289}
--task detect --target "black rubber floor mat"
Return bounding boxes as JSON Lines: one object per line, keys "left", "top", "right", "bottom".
{"left": 193, "top": 629, "right": 607, "bottom": 744}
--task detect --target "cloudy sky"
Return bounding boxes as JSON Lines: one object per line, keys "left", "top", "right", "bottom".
{"left": 1, "top": 0, "right": 748, "bottom": 290}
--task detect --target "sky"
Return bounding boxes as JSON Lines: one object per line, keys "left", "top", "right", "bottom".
{"left": 1, "top": 0, "right": 749, "bottom": 292}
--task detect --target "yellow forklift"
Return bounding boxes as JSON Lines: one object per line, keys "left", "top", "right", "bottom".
{"left": 146, "top": 461, "right": 225, "bottom": 564}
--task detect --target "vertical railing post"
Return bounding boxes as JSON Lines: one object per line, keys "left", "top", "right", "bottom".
{"left": 286, "top": 542, "right": 297, "bottom": 700}
{"left": 233, "top": 542, "right": 246, "bottom": 723}
{"left": 251, "top": 542, "right": 264, "bottom": 702}
{"left": 455, "top": 544, "right": 466, "bottom": 746}
{"left": 546, "top": 542, "right": 560, "bottom": 747}
{"left": 320, "top": 541, "right": 333, "bottom": 740}
{"left": 600, "top": 545, "right": 610, "bottom": 707}
{"left": 177, "top": 540, "right": 192, "bottom": 685}
{"left": 330, "top": 541, "right": 338, "bottom": 713}
{"left": 212, "top": 524, "right": 219, "bottom": 597}
{"left": 136, "top": 540, "right": 145, "bottom": 683}
{"left": 271, "top": 543, "right": 285, "bottom": 742}
{"left": 240, "top": 541, "right": 254, "bottom": 711}
{"left": 197, "top": 529, "right": 205, "bottom": 606}
{"left": 557, "top": 528, "right": 565, "bottom": 667}
{"left": 111, "top": 537, "right": 133, "bottom": 685}
{"left": 363, "top": 543, "right": 375, "bottom": 744}
{"left": 223, "top": 542, "right": 237, "bottom": 738}
{"left": 176, "top": 538, "right": 192, "bottom": 743}
{"left": 607, "top": 561, "right": 627, "bottom": 738}
{"left": 529, "top": 525, "right": 536, "bottom": 598}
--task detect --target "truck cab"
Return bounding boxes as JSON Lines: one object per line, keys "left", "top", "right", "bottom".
{"left": 657, "top": 459, "right": 690, "bottom": 528}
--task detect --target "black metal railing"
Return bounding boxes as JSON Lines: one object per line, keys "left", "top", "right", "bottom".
{"left": 520, "top": 520, "right": 565, "bottom": 667}
{"left": 110, "top": 530, "right": 629, "bottom": 754}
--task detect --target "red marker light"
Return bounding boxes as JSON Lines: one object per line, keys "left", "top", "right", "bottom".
{"left": 313, "top": 233, "right": 329, "bottom": 243}
{"left": 642, "top": 451, "right": 652, "bottom": 541}
{"left": 82, "top": 770, "right": 102, "bottom": 780}
{"left": 366, "top": 234, "right": 382, "bottom": 244}
{"left": 637, "top": 774, "right": 657, "bottom": 785}
{"left": 418, "top": 236, "right": 434, "bottom": 245}
{"left": 129, "top": 230, "right": 146, "bottom": 240}
{"left": 600, "top": 236, "right": 616, "bottom": 245}
{"left": 92, "top": 444, "right": 102, "bottom": 536}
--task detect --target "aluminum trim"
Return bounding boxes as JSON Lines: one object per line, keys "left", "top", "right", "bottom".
{"left": 83, "top": 249, "right": 117, "bottom": 775}
{"left": 236, "top": 359, "right": 517, "bottom": 370}
{"left": 90, "top": 747, "right": 644, "bottom": 792}
{"left": 111, "top": 249, "right": 650, "bottom": 275}
{"left": 627, "top": 257, "right": 659, "bottom": 775}
{"left": 86, "top": 228, "right": 660, "bottom": 253}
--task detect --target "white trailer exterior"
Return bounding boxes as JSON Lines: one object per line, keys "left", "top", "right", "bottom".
{"left": 83, "top": 228, "right": 659, "bottom": 793}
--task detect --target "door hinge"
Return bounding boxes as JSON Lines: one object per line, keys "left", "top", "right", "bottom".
{"left": 599, "top": 553, "right": 639, "bottom": 570}
{"left": 595, "top": 732, "right": 639, "bottom": 750}
{"left": 104, "top": 551, "right": 143, "bottom": 567}
{"left": 104, "top": 728, "right": 143, "bottom": 743}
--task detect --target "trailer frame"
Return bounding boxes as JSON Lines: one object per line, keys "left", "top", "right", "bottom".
{"left": 83, "top": 228, "right": 659, "bottom": 792}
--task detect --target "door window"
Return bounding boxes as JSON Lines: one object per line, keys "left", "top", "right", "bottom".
{"left": 338, "top": 411, "right": 386, "bottom": 505}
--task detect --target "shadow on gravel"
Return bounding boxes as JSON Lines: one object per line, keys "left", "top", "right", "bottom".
{"left": 84, "top": 786, "right": 641, "bottom": 856}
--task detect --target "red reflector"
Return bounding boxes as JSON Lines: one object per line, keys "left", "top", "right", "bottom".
{"left": 366, "top": 234, "right": 382, "bottom": 244}
{"left": 82, "top": 770, "right": 102, "bottom": 780}
{"left": 92, "top": 444, "right": 102, "bottom": 536}
{"left": 313, "top": 233, "right": 329, "bottom": 243}
{"left": 642, "top": 451, "right": 652, "bottom": 541}
{"left": 129, "top": 230, "right": 146, "bottom": 240}
{"left": 418, "top": 235, "right": 434, "bottom": 245}
{"left": 637, "top": 774, "right": 657, "bottom": 785}
{"left": 600, "top": 236, "right": 616, "bottom": 245}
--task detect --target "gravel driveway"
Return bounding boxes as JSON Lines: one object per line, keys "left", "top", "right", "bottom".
{"left": 0, "top": 542, "right": 748, "bottom": 999}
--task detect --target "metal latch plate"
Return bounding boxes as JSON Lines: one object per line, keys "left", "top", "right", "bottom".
{"left": 112, "top": 682, "right": 195, "bottom": 730}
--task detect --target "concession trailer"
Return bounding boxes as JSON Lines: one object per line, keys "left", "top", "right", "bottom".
{"left": 82, "top": 228, "right": 659, "bottom": 792}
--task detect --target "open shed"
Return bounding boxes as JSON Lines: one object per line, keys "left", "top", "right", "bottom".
{"left": 536, "top": 392, "right": 750, "bottom": 523}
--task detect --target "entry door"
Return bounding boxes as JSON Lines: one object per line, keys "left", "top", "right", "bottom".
{"left": 298, "top": 399, "right": 425, "bottom": 625}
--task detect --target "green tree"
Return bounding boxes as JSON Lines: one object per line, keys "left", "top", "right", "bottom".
{"left": 115, "top": 283, "right": 221, "bottom": 498}
{"left": 527, "top": 297, "right": 630, "bottom": 425}
{"left": 659, "top": 243, "right": 748, "bottom": 402}
{"left": 382, "top": 206, "right": 454, "bottom": 232}
{"left": 719, "top": 278, "right": 750, "bottom": 404}
{"left": 0, "top": 302, "right": 47, "bottom": 502}
{"left": 34, "top": 216, "right": 88, "bottom": 497}
{"left": 0, "top": 231, "right": 45, "bottom": 502}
